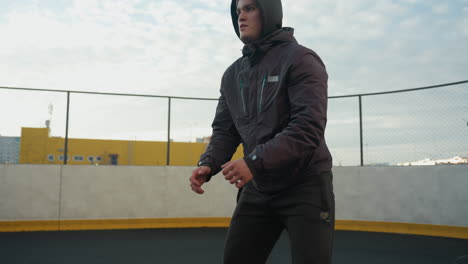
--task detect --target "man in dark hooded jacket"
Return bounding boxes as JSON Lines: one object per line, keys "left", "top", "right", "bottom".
{"left": 189, "top": 0, "right": 334, "bottom": 263}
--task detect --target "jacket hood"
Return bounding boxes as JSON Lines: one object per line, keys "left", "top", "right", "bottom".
{"left": 231, "top": 0, "right": 283, "bottom": 40}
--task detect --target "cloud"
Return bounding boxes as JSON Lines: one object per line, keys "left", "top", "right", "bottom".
{"left": 1, "top": 0, "right": 467, "bottom": 97}
{"left": 432, "top": 3, "right": 450, "bottom": 14}
{"left": 0, "top": 0, "right": 241, "bottom": 99}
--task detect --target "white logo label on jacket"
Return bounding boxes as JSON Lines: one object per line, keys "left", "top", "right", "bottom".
{"left": 268, "top": 75, "right": 279, "bottom": 82}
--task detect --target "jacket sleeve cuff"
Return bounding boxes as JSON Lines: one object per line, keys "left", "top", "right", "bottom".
{"left": 197, "top": 161, "right": 214, "bottom": 182}
{"left": 243, "top": 155, "right": 258, "bottom": 179}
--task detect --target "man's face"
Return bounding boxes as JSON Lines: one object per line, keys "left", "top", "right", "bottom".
{"left": 237, "top": 0, "right": 262, "bottom": 43}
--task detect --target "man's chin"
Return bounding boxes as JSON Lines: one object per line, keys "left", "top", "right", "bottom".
{"left": 240, "top": 35, "right": 253, "bottom": 43}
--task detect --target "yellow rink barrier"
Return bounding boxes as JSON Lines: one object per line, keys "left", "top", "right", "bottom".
{"left": 1, "top": 218, "right": 467, "bottom": 240}
{"left": 335, "top": 220, "right": 468, "bottom": 240}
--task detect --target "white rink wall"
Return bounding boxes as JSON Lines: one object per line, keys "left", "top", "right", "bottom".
{"left": 1, "top": 164, "right": 467, "bottom": 227}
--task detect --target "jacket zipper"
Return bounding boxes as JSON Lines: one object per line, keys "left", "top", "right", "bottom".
{"left": 240, "top": 79, "right": 246, "bottom": 114}
{"left": 258, "top": 74, "right": 267, "bottom": 113}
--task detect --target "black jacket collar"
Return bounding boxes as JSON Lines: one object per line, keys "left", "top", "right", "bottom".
{"left": 241, "top": 27, "right": 296, "bottom": 64}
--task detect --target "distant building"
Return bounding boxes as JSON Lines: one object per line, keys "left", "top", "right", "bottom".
{"left": 398, "top": 156, "right": 468, "bottom": 166}
{"left": 19, "top": 127, "right": 168, "bottom": 165}
{"left": 18, "top": 127, "right": 243, "bottom": 166}
{"left": 435, "top": 156, "right": 468, "bottom": 165}
{"left": 366, "top": 163, "right": 390, "bottom": 167}
{"left": 398, "top": 158, "right": 436, "bottom": 166}
{"left": 196, "top": 136, "right": 211, "bottom": 143}
{"left": 0, "top": 136, "right": 20, "bottom": 164}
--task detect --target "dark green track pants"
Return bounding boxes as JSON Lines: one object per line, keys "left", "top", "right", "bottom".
{"left": 224, "top": 172, "right": 335, "bottom": 264}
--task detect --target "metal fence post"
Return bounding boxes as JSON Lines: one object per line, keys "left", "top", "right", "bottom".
{"left": 167, "top": 97, "right": 171, "bottom": 166}
{"left": 64, "top": 91, "right": 70, "bottom": 165}
{"left": 359, "top": 95, "right": 364, "bottom": 166}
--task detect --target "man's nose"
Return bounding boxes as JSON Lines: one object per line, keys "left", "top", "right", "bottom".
{"left": 238, "top": 12, "right": 246, "bottom": 22}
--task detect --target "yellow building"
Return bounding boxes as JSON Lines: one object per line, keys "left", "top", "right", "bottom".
{"left": 19, "top": 127, "right": 243, "bottom": 166}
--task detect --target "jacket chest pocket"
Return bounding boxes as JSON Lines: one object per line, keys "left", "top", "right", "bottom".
{"left": 258, "top": 74, "right": 281, "bottom": 114}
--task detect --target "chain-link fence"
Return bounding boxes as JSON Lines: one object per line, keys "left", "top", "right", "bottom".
{"left": 328, "top": 81, "right": 468, "bottom": 166}
{"left": 1, "top": 80, "right": 467, "bottom": 166}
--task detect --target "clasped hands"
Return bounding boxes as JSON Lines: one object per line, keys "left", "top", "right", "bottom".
{"left": 189, "top": 158, "right": 253, "bottom": 194}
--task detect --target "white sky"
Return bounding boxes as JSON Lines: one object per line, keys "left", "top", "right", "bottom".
{"left": 0, "top": 0, "right": 467, "bottom": 165}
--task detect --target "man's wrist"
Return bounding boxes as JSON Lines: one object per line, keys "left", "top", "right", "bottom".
{"left": 197, "top": 161, "right": 213, "bottom": 182}
{"left": 243, "top": 156, "right": 257, "bottom": 178}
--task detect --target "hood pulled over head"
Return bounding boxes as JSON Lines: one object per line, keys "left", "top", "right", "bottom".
{"left": 231, "top": 0, "right": 283, "bottom": 40}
